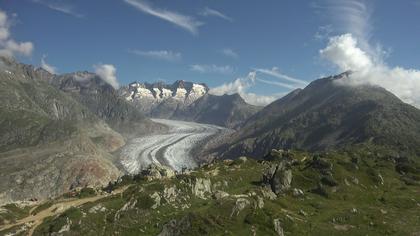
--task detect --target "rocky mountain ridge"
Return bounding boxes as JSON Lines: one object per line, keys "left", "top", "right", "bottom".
{"left": 209, "top": 72, "right": 420, "bottom": 158}
{"left": 120, "top": 80, "right": 259, "bottom": 129}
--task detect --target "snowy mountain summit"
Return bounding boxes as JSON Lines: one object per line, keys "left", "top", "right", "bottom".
{"left": 120, "top": 80, "right": 209, "bottom": 115}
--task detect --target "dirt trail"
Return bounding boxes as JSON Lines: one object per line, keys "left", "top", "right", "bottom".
{"left": 0, "top": 186, "right": 129, "bottom": 235}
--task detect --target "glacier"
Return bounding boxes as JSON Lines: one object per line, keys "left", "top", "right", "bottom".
{"left": 120, "top": 119, "right": 226, "bottom": 174}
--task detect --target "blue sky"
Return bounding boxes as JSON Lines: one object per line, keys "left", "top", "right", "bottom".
{"left": 1, "top": 0, "right": 420, "bottom": 105}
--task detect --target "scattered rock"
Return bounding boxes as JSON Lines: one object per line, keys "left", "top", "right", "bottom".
{"left": 260, "top": 187, "right": 277, "bottom": 200}
{"left": 344, "top": 178, "right": 351, "bottom": 186}
{"left": 141, "top": 164, "right": 175, "bottom": 181}
{"left": 213, "top": 190, "right": 229, "bottom": 200}
{"left": 256, "top": 196, "right": 264, "bottom": 209}
{"left": 292, "top": 188, "right": 304, "bottom": 197}
{"left": 58, "top": 217, "right": 72, "bottom": 233}
{"left": 273, "top": 218, "right": 285, "bottom": 236}
{"left": 88, "top": 204, "right": 107, "bottom": 214}
{"left": 238, "top": 156, "right": 248, "bottom": 163}
{"left": 231, "top": 198, "right": 250, "bottom": 217}
{"left": 158, "top": 215, "right": 192, "bottom": 236}
{"left": 350, "top": 177, "right": 359, "bottom": 185}
{"left": 378, "top": 173, "right": 384, "bottom": 185}
{"left": 163, "top": 186, "right": 178, "bottom": 203}
{"left": 150, "top": 192, "right": 161, "bottom": 209}
{"left": 298, "top": 209, "right": 308, "bottom": 216}
{"left": 191, "top": 178, "right": 212, "bottom": 199}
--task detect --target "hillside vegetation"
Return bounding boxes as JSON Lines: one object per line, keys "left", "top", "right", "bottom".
{"left": 1, "top": 145, "right": 419, "bottom": 235}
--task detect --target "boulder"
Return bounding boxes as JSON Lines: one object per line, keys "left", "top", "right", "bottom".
{"left": 262, "top": 159, "right": 293, "bottom": 195}
{"left": 271, "top": 168, "right": 292, "bottom": 194}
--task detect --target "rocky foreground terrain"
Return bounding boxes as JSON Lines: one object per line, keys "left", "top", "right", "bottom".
{"left": 1, "top": 145, "right": 419, "bottom": 235}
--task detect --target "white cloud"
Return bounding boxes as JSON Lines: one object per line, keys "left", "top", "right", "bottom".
{"left": 40, "top": 55, "right": 57, "bottom": 74}
{"left": 209, "top": 71, "right": 283, "bottom": 106}
{"left": 0, "top": 9, "right": 34, "bottom": 58}
{"left": 256, "top": 78, "right": 299, "bottom": 90}
{"left": 254, "top": 67, "right": 308, "bottom": 86}
{"left": 32, "top": 0, "right": 83, "bottom": 18}
{"left": 200, "top": 7, "right": 233, "bottom": 22}
{"left": 124, "top": 0, "right": 203, "bottom": 35}
{"left": 190, "top": 64, "right": 234, "bottom": 75}
{"left": 220, "top": 48, "right": 238, "bottom": 59}
{"left": 320, "top": 34, "right": 373, "bottom": 72}
{"left": 94, "top": 64, "right": 119, "bottom": 89}
{"left": 320, "top": 33, "right": 420, "bottom": 107}
{"left": 130, "top": 50, "right": 181, "bottom": 61}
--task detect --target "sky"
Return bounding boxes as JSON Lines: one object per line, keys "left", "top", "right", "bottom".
{"left": 0, "top": 0, "right": 420, "bottom": 106}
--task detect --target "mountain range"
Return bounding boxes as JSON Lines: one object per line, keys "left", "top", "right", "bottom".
{"left": 2, "top": 57, "right": 420, "bottom": 206}
{"left": 120, "top": 80, "right": 260, "bottom": 129}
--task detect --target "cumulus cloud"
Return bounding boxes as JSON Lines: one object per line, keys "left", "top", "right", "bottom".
{"left": 320, "top": 34, "right": 373, "bottom": 71}
{"left": 200, "top": 7, "right": 233, "bottom": 22}
{"left": 40, "top": 55, "right": 57, "bottom": 74}
{"left": 220, "top": 48, "right": 238, "bottom": 59}
{"left": 209, "top": 72, "right": 283, "bottom": 106}
{"left": 32, "top": 0, "right": 83, "bottom": 18}
{"left": 124, "top": 0, "right": 203, "bottom": 35}
{"left": 130, "top": 49, "right": 181, "bottom": 61}
{"left": 94, "top": 64, "right": 119, "bottom": 89}
{"left": 320, "top": 33, "right": 420, "bottom": 107}
{"left": 0, "top": 10, "right": 34, "bottom": 58}
{"left": 190, "top": 64, "right": 234, "bottom": 75}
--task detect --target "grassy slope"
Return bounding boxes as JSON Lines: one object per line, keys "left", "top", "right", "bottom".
{"left": 0, "top": 145, "right": 414, "bottom": 235}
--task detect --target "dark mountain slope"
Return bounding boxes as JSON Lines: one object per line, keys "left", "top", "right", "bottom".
{"left": 214, "top": 72, "right": 420, "bottom": 158}
{"left": 51, "top": 72, "right": 165, "bottom": 137}
{"left": 173, "top": 93, "right": 260, "bottom": 129}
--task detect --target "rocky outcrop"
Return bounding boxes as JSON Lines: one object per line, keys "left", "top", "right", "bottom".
{"left": 141, "top": 163, "right": 176, "bottom": 181}
{"left": 263, "top": 163, "right": 293, "bottom": 195}
{"left": 190, "top": 178, "right": 212, "bottom": 199}
{"left": 260, "top": 149, "right": 297, "bottom": 195}
{"left": 230, "top": 198, "right": 250, "bottom": 217}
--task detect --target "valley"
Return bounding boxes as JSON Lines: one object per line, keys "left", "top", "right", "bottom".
{"left": 120, "top": 119, "right": 227, "bottom": 173}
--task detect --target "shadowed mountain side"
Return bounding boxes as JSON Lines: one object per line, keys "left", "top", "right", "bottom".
{"left": 208, "top": 72, "right": 420, "bottom": 159}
